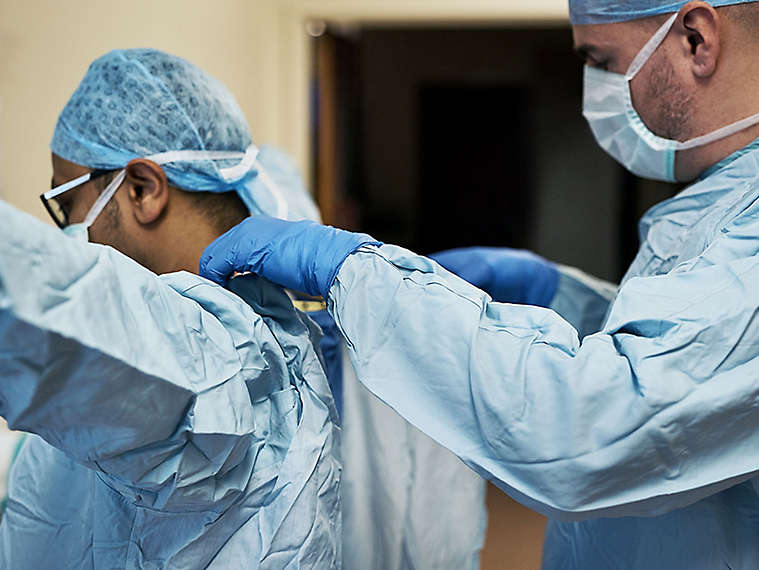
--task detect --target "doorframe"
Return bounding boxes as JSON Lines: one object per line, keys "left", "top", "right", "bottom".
{"left": 272, "top": 0, "right": 568, "bottom": 184}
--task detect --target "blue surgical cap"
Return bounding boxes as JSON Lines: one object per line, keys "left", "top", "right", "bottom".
{"left": 51, "top": 48, "right": 320, "bottom": 222}
{"left": 570, "top": 0, "right": 757, "bottom": 25}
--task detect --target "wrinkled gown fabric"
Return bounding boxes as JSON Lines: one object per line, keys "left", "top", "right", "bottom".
{"left": 0, "top": 201, "right": 341, "bottom": 569}
{"left": 339, "top": 342, "right": 487, "bottom": 570}
{"left": 327, "top": 141, "right": 759, "bottom": 569}
{"left": 303, "top": 306, "right": 487, "bottom": 569}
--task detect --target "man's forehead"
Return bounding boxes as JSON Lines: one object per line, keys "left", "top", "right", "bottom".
{"left": 51, "top": 153, "right": 91, "bottom": 184}
{"left": 572, "top": 23, "right": 613, "bottom": 57}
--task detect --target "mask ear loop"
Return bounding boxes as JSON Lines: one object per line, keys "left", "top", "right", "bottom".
{"left": 626, "top": 12, "right": 678, "bottom": 80}
{"left": 82, "top": 169, "right": 127, "bottom": 228}
{"left": 675, "top": 111, "right": 759, "bottom": 150}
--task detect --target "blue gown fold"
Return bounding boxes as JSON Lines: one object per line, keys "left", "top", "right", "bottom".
{"left": 0, "top": 200, "right": 340, "bottom": 569}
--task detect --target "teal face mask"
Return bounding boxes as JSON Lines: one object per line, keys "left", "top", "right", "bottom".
{"left": 61, "top": 222, "right": 92, "bottom": 242}
{"left": 582, "top": 12, "right": 759, "bottom": 182}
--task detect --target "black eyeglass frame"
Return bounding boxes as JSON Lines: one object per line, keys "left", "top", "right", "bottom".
{"left": 40, "top": 169, "right": 113, "bottom": 229}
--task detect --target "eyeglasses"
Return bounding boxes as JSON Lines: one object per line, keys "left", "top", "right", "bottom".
{"left": 40, "top": 169, "right": 112, "bottom": 229}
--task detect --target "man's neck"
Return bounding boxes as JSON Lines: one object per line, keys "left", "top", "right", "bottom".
{"left": 148, "top": 214, "right": 226, "bottom": 276}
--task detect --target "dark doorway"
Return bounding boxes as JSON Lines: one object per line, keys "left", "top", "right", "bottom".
{"left": 418, "top": 84, "right": 533, "bottom": 254}
{"left": 311, "top": 25, "right": 681, "bottom": 283}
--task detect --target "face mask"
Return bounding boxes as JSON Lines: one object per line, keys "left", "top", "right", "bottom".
{"left": 62, "top": 222, "right": 91, "bottom": 241}
{"left": 582, "top": 12, "right": 759, "bottom": 182}
{"left": 60, "top": 144, "right": 284, "bottom": 242}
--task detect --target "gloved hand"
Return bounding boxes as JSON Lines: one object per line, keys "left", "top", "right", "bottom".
{"left": 429, "top": 247, "right": 559, "bottom": 307}
{"left": 200, "top": 216, "right": 381, "bottom": 297}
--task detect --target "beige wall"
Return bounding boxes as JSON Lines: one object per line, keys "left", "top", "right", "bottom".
{"left": 0, "top": 0, "right": 566, "bottom": 219}
{"left": 0, "top": 0, "right": 281, "bottom": 217}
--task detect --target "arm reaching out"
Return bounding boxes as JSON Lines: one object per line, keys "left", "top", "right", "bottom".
{"left": 0, "top": 201, "right": 289, "bottom": 509}
{"left": 200, "top": 215, "right": 759, "bottom": 520}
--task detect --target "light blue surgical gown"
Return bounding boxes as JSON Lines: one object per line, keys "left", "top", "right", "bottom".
{"left": 0, "top": 201, "right": 341, "bottom": 568}
{"left": 326, "top": 141, "right": 759, "bottom": 568}
{"left": 302, "top": 307, "right": 487, "bottom": 569}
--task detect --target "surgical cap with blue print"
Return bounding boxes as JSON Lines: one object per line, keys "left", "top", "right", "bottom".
{"left": 50, "top": 48, "right": 320, "bottom": 222}
{"left": 570, "top": 0, "right": 758, "bottom": 25}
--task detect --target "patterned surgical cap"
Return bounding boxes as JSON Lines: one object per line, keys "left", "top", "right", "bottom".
{"left": 51, "top": 48, "right": 319, "bottom": 222}
{"left": 570, "top": 0, "right": 758, "bottom": 25}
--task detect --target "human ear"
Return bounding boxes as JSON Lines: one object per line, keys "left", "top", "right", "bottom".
{"left": 680, "top": 1, "right": 720, "bottom": 78}
{"left": 123, "top": 159, "right": 169, "bottom": 225}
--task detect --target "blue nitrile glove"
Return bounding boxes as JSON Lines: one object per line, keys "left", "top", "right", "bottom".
{"left": 200, "top": 216, "right": 382, "bottom": 297}
{"left": 429, "top": 246, "right": 559, "bottom": 307}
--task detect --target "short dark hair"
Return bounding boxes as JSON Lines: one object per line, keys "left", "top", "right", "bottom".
{"left": 186, "top": 190, "right": 249, "bottom": 235}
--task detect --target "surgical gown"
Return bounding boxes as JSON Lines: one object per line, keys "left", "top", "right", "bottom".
{"left": 325, "top": 141, "right": 759, "bottom": 568}
{"left": 0, "top": 201, "right": 341, "bottom": 568}
{"left": 339, "top": 342, "right": 487, "bottom": 570}
{"left": 301, "top": 305, "right": 487, "bottom": 569}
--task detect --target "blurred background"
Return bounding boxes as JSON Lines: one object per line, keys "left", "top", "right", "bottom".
{"left": 0, "top": 1, "right": 681, "bottom": 567}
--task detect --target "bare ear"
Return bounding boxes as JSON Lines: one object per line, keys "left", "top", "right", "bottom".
{"left": 680, "top": 1, "right": 720, "bottom": 78}
{"left": 123, "top": 159, "right": 169, "bottom": 225}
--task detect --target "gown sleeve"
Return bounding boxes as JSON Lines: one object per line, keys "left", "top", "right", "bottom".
{"left": 549, "top": 265, "right": 617, "bottom": 339}
{"left": 0, "top": 200, "right": 285, "bottom": 509}
{"left": 328, "top": 228, "right": 759, "bottom": 520}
